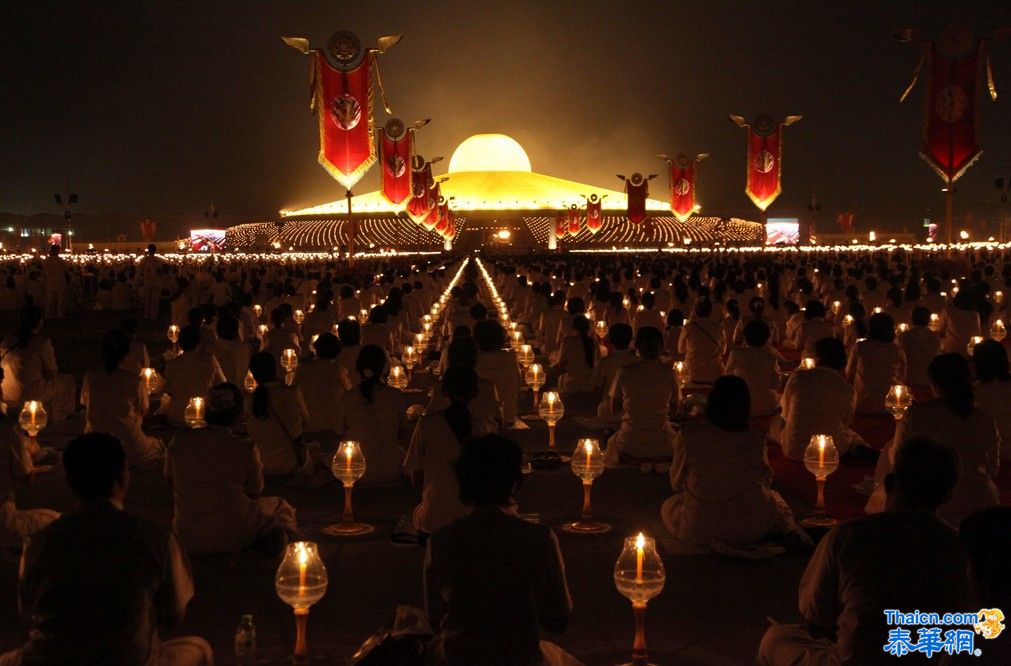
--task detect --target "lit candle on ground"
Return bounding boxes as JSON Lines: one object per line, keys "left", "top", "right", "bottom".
{"left": 635, "top": 532, "right": 645, "bottom": 582}
{"left": 297, "top": 542, "right": 308, "bottom": 596}
{"left": 29, "top": 401, "right": 37, "bottom": 427}
{"left": 817, "top": 434, "right": 827, "bottom": 468}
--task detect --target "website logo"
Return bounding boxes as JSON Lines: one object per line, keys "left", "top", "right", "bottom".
{"left": 882, "top": 609, "right": 1005, "bottom": 658}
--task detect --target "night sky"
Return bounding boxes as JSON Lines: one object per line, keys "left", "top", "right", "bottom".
{"left": 2, "top": 1, "right": 1011, "bottom": 231}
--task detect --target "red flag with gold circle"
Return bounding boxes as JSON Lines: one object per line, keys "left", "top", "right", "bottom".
{"left": 378, "top": 118, "right": 413, "bottom": 207}
{"left": 585, "top": 194, "right": 603, "bottom": 234}
{"left": 668, "top": 156, "right": 698, "bottom": 223}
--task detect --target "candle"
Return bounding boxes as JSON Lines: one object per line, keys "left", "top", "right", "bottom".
{"left": 29, "top": 400, "right": 37, "bottom": 427}
{"left": 297, "top": 542, "right": 308, "bottom": 596}
{"left": 817, "top": 435, "right": 826, "bottom": 468}
{"left": 584, "top": 439, "right": 593, "bottom": 468}
{"left": 635, "top": 532, "right": 645, "bottom": 582}
{"left": 194, "top": 397, "right": 203, "bottom": 421}
{"left": 345, "top": 441, "right": 353, "bottom": 477}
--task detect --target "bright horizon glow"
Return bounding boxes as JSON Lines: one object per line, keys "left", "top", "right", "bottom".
{"left": 448, "top": 134, "right": 532, "bottom": 173}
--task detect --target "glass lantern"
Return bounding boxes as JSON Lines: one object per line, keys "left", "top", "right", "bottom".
{"left": 538, "top": 392, "right": 564, "bottom": 450}
{"left": 253, "top": 304, "right": 263, "bottom": 319}
{"left": 929, "top": 313, "right": 940, "bottom": 332}
{"left": 141, "top": 368, "right": 163, "bottom": 396}
{"left": 562, "top": 438, "right": 609, "bottom": 533}
{"left": 801, "top": 434, "right": 840, "bottom": 527}
{"left": 613, "top": 533, "right": 665, "bottom": 666}
{"left": 990, "top": 319, "right": 1006, "bottom": 342}
{"left": 402, "top": 345, "right": 417, "bottom": 378}
{"left": 388, "top": 365, "right": 409, "bottom": 391}
{"left": 275, "top": 541, "right": 328, "bottom": 662}
{"left": 293, "top": 309, "right": 305, "bottom": 326}
{"left": 167, "top": 324, "right": 180, "bottom": 344}
{"left": 184, "top": 397, "right": 206, "bottom": 429}
{"left": 323, "top": 441, "right": 373, "bottom": 536}
{"left": 595, "top": 319, "right": 608, "bottom": 341}
{"left": 967, "top": 335, "right": 984, "bottom": 356}
{"left": 673, "top": 361, "right": 689, "bottom": 390}
{"left": 510, "top": 330, "right": 524, "bottom": 351}
{"left": 281, "top": 348, "right": 299, "bottom": 374}
{"left": 525, "top": 363, "right": 545, "bottom": 407}
{"left": 243, "top": 370, "right": 257, "bottom": 394}
{"left": 18, "top": 400, "right": 48, "bottom": 440}
{"left": 517, "top": 344, "right": 534, "bottom": 369}
{"left": 258, "top": 324, "right": 269, "bottom": 339}
{"left": 800, "top": 357, "right": 815, "bottom": 370}
{"left": 884, "top": 384, "right": 913, "bottom": 420}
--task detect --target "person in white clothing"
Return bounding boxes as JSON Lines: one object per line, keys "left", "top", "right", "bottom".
{"left": 661, "top": 376, "right": 805, "bottom": 549}
{"left": 867, "top": 353, "right": 999, "bottom": 528}
{"left": 137, "top": 244, "right": 164, "bottom": 320}
{"left": 158, "top": 325, "right": 226, "bottom": 427}
{"left": 210, "top": 315, "right": 250, "bottom": 386}
{"left": 724, "top": 320, "right": 781, "bottom": 417}
{"left": 770, "top": 337, "right": 866, "bottom": 460}
{"left": 295, "top": 333, "right": 347, "bottom": 434}
{"left": 334, "top": 345, "right": 406, "bottom": 487}
{"left": 678, "top": 298, "right": 723, "bottom": 385}
{"left": 939, "top": 291, "right": 981, "bottom": 356}
{"left": 552, "top": 315, "right": 596, "bottom": 393}
{"left": 606, "top": 326, "right": 679, "bottom": 464}
{"left": 166, "top": 382, "right": 297, "bottom": 555}
{"left": 0, "top": 306, "right": 76, "bottom": 422}
{"left": 245, "top": 351, "right": 309, "bottom": 477}
{"left": 474, "top": 320, "right": 522, "bottom": 426}
{"left": 973, "top": 340, "right": 1011, "bottom": 462}
{"left": 81, "top": 331, "right": 162, "bottom": 465}
{"left": 0, "top": 412, "right": 59, "bottom": 548}
{"left": 900, "top": 306, "right": 941, "bottom": 392}
{"left": 428, "top": 337, "right": 503, "bottom": 435}
{"left": 845, "top": 313, "right": 906, "bottom": 415}
{"left": 795, "top": 300, "right": 836, "bottom": 357}
{"left": 41, "top": 245, "right": 70, "bottom": 320}
{"left": 591, "top": 323, "right": 637, "bottom": 420}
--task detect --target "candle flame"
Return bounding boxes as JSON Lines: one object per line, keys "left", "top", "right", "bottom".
{"left": 583, "top": 440, "right": 594, "bottom": 455}
{"left": 29, "top": 401, "right": 37, "bottom": 415}
{"left": 635, "top": 533, "right": 645, "bottom": 549}
{"left": 296, "top": 541, "right": 308, "bottom": 566}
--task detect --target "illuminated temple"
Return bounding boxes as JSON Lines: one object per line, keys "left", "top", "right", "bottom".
{"left": 226, "top": 134, "right": 766, "bottom": 252}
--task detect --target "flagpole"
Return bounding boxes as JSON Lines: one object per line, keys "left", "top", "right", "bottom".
{"left": 346, "top": 189, "right": 355, "bottom": 265}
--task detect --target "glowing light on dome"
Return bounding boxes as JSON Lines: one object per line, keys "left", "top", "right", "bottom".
{"left": 448, "top": 134, "right": 532, "bottom": 173}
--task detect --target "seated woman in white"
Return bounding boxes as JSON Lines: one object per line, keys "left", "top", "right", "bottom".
{"left": 678, "top": 298, "right": 723, "bottom": 385}
{"left": 119, "top": 318, "right": 150, "bottom": 376}
{"left": 606, "top": 326, "right": 679, "bottom": 465}
{"left": 211, "top": 314, "right": 250, "bottom": 386}
{"left": 939, "top": 291, "right": 981, "bottom": 356}
{"left": 662, "top": 310, "right": 685, "bottom": 361}
{"left": 868, "top": 353, "right": 999, "bottom": 527}
{"left": 405, "top": 366, "right": 479, "bottom": 535}
{"left": 81, "top": 331, "right": 163, "bottom": 465}
{"left": 424, "top": 433, "right": 577, "bottom": 666}
{"left": 901, "top": 306, "right": 942, "bottom": 392}
{"left": 795, "top": 300, "right": 836, "bottom": 358}
{"left": 295, "top": 332, "right": 347, "bottom": 434}
{"left": 158, "top": 325, "right": 226, "bottom": 427}
{"left": 428, "top": 337, "right": 503, "bottom": 434}
{"left": 360, "top": 305, "right": 394, "bottom": 354}
{"left": 166, "top": 382, "right": 297, "bottom": 555}
{"left": 474, "top": 320, "right": 522, "bottom": 426}
{"left": 552, "top": 315, "right": 597, "bottom": 394}
{"left": 733, "top": 297, "right": 779, "bottom": 349}
{"left": 592, "top": 323, "right": 637, "bottom": 419}
{"left": 335, "top": 318, "right": 362, "bottom": 391}
{"left": 661, "top": 376, "right": 806, "bottom": 549}
{"left": 769, "top": 337, "right": 866, "bottom": 460}
{"left": 301, "top": 292, "right": 336, "bottom": 342}
{"left": 632, "top": 291, "right": 665, "bottom": 334}
{"left": 334, "top": 345, "right": 405, "bottom": 487}
{"left": 245, "top": 351, "right": 309, "bottom": 477}
{"left": 0, "top": 306, "right": 76, "bottom": 422}
{"left": 846, "top": 312, "right": 906, "bottom": 415}
{"left": 724, "top": 320, "right": 781, "bottom": 417}
{"left": 973, "top": 340, "right": 1011, "bottom": 462}
{"left": 0, "top": 411, "right": 58, "bottom": 548}
{"left": 261, "top": 307, "right": 300, "bottom": 376}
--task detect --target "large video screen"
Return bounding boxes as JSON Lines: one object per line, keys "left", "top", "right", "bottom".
{"left": 189, "top": 229, "right": 226, "bottom": 252}
{"left": 766, "top": 218, "right": 800, "bottom": 245}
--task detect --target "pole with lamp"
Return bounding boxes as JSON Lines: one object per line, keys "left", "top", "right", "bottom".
{"left": 53, "top": 186, "right": 77, "bottom": 252}
{"left": 996, "top": 176, "right": 1010, "bottom": 243}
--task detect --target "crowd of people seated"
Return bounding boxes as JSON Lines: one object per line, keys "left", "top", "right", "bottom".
{"left": 0, "top": 244, "right": 1008, "bottom": 664}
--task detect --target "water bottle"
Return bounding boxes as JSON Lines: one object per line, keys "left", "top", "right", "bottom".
{"left": 235, "top": 614, "right": 256, "bottom": 664}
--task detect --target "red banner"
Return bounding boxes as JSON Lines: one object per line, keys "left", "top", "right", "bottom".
{"left": 624, "top": 177, "right": 649, "bottom": 224}
{"left": 445, "top": 209, "right": 456, "bottom": 239}
{"left": 668, "top": 158, "right": 698, "bottom": 222}
{"left": 745, "top": 126, "right": 784, "bottom": 212}
{"left": 434, "top": 201, "right": 450, "bottom": 237}
{"left": 406, "top": 159, "right": 434, "bottom": 225}
{"left": 567, "top": 206, "right": 581, "bottom": 236}
{"left": 837, "top": 212, "right": 855, "bottom": 233}
{"left": 422, "top": 183, "right": 441, "bottom": 230}
{"left": 312, "top": 51, "right": 376, "bottom": 190}
{"left": 378, "top": 121, "right": 413, "bottom": 207}
{"left": 920, "top": 40, "right": 987, "bottom": 183}
{"left": 555, "top": 214, "right": 567, "bottom": 240}
{"left": 585, "top": 195, "right": 603, "bottom": 233}
{"left": 139, "top": 219, "right": 156, "bottom": 241}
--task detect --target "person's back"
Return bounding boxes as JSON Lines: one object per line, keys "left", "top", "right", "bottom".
{"left": 82, "top": 366, "right": 160, "bottom": 465}
{"left": 847, "top": 338, "right": 905, "bottom": 414}
{"left": 335, "top": 383, "right": 404, "bottom": 485}
{"left": 162, "top": 349, "right": 225, "bottom": 426}
{"left": 245, "top": 381, "right": 307, "bottom": 476}
{"left": 296, "top": 357, "right": 347, "bottom": 432}
{"left": 475, "top": 349, "right": 521, "bottom": 425}
{"left": 212, "top": 336, "right": 250, "bottom": 385}
{"left": 900, "top": 325, "right": 940, "bottom": 389}
{"left": 778, "top": 367, "right": 859, "bottom": 460}
{"left": 975, "top": 379, "right": 1011, "bottom": 462}
{"left": 679, "top": 309, "right": 723, "bottom": 384}
{"left": 726, "top": 346, "right": 780, "bottom": 416}
{"left": 428, "top": 510, "right": 569, "bottom": 665}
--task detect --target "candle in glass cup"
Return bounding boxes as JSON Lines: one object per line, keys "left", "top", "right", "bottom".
{"left": 167, "top": 324, "right": 180, "bottom": 343}
{"left": 990, "top": 319, "right": 1006, "bottom": 342}
{"left": 635, "top": 532, "right": 645, "bottom": 582}
{"left": 801, "top": 357, "right": 815, "bottom": 370}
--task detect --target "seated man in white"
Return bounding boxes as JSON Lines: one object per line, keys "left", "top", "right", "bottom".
{"left": 758, "top": 435, "right": 970, "bottom": 666}
{"left": 769, "top": 337, "right": 867, "bottom": 460}
{"left": 591, "top": 323, "right": 637, "bottom": 421}
{"left": 724, "top": 319, "right": 781, "bottom": 417}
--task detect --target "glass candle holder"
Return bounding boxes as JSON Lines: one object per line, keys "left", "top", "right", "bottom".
{"left": 539, "top": 391, "right": 564, "bottom": 449}
{"left": 995, "top": 291, "right": 1004, "bottom": 305}
{"left": 673, "top": 361, "right": 689, "bottom": 390}
{"left": 415, "top": 332, "right": 426, "bottom": 351}
{"left": 323, "top": 441, "right": 373, "bottom": 536}
{"left": 884, "top": 384, "right": 913, "bottom": 420}
{"left": 525, "top": 363, "right": 545, "bottom": 406}
{"left": 402, "top": 345, "right": 417, "bottom": 374}
{"left": 388, "top": 365, "right": 409, "bottom": 390}
{"left": 897, "top": 323, "right": 910, "bottom": 333}
{"left": 275, "top": 541, "right": 328, "bottom": 662}
{"left": 18, "top": 400, "right": 48, "bottom": 439}
{"left": 801, "top": 434, "right": 840, "bottom": 527}
{"left": 510, "top": 330, "right": 524, "bottom": 351}
{"left": 517, "top": 344, "right": 534, "bottom": 369}
{"left": 293, "top": 309, "right": 305, "bottom": 326}
{"left": 258, "top": 324, "right": 269, "bottom": 339}
{"left": 167, "top": 324, "right": 180, "bottom": 344}
{"left": 563, "top": 438, "right": 609, "bottom": 533}
{"left": 253, "top": 304, "right": 262, "bottom": 319}
{"left": 613, "top": 533, "right": 665, "bottom": 666}
{"left": 596, "top": 319, "right": 608, "bottom": 340}
{"left": 359, "top": 308, "right": 369, "bottom": 322}
{"left": 141, "top": 368, "right": 163, "bottom": 396}
{"left": 800, "top": 357, "right": 815, "bottom": 370}
{"left": 184, "top": 397, "right": 206, "bottom": 429}
{"left": 991, "top": 319, "right": 1007, "bottom": 342}
{"left": 967, "top": 335, "right": 985, "bottom": 356}
{"left": 244, "top": 370, "right": 257, "bottom": 394}
{"left": 929, "top": 313, "right": 940, "bottom": 332}
{"left": 831, "top": 300, "right": 841, "bottom": 316}
{"left": 281, "top": 348, "right": 299, "bottom": 374}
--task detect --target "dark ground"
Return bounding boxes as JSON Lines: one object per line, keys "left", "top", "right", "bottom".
{"left": 0, "top": 309, "right": 815, "bottom": 665}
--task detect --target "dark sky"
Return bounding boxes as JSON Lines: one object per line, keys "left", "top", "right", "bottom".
{"left": 2, "top": 1, "right": 1011, "bottom": 230}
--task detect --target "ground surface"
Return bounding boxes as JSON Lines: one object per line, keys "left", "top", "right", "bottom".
{"left": 0, "top": 308, "right": 962, "bottom": 665}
